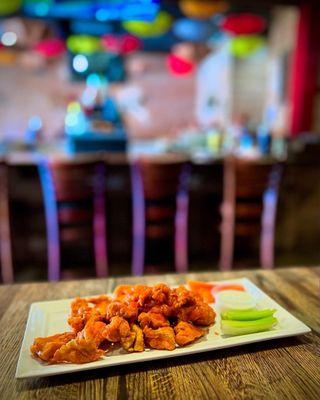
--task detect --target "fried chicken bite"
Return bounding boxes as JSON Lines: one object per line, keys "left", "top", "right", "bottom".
{"left": 68, "top": 296, "right": 112, "bottom": 333}
{"left": 30, "top": 332, "right": 76, "bottom": 362}
{"left": 80, "top": 316, "right": 109, "bottom": 346}
{"left": 133, "top": 285, "right": 153, "bottom": 308}
{"left": 68, "top": 297, "right": 94, "bottom": 333}
{"left": 132, "top": 324, "right": 144, "bottom": 352}
{"left": 138, "top": 311, "right": 170, "bottom": 329}
{"left": 120, "top": 331, "right": 136, "bottom": 351}
{"left": 87, "top": 295, "right": 110, "bottom": 302}
{"left": 174, "top": 321, "right": 204, "bottom": 347}
{"left": 169, "top": 286, "right": 197, "bottom": 311}
{"left": 149, "top": 304, "right": 175, "bottom": 318}
{"left": 104, "top": 316, "right": 131, "bottom": 343}
{"left": 151, "top": 283, "right": 171, "bottom": 304}
{"left": 121, "top": 324, "right": 145, "bottom": 353}
{"left": 51, "top": 337, "right": 105, "bottom": 364}
{"left": 106, "top": 301, "right": 138, "bottom": 322}
{"left": 143, "top": 326, "right": 176, "bottom": 351}
{"left": 113, "top": 285, "right": 135, "bottom": 301}
{"left": 87, "top": 295, "right": 112, "bottom": 317}
{"left": 178, "top": 302, "right": 216, "bottom": 326}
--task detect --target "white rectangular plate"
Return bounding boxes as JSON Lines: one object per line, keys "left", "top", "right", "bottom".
{"left": 16, "top": 278, "right": 311, "bottom": 378}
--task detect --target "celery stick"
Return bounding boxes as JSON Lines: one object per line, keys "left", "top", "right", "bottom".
{"left": 221, "top": 309, "right": 276, "bottom": 321}
{"left": 221, "top": 316, "right": 278, "bottom": 336}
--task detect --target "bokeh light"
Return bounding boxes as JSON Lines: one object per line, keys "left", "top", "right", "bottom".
{"left": 72, "top": 55, "right": 89, "bottom": 73}
{"left": 1, "top": 32, "right": 17, "bottom": 47}
{"left": 123, "top": 11, "right": 172, "bottom": 38}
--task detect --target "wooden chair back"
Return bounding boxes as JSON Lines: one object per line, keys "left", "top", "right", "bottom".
{"left": 220, "top": 157, "right": 282, "bottom": 270}
{"left": 131, "top": 154, "right": 190, "bottom": 275}
{"left": 188, "top": 162, "right": 223, "bottom": 264}
{"left": 38, "top": 156, "right": 108, "bottom": 281}
{"left": 0, "top": 159, "right": 13, "bottom": 283}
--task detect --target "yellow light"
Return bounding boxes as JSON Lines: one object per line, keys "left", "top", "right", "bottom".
{"left": 179, "top": 0, "right": 228, "bottom": 19}
{"left": 67, "top": 35, "right": 101, "bottom": 54}
{"left": 229, "top": 35, "right": 265, "bottom": 58}
{"left": 123, "top": 11, "right": 172, "bottom": 38}
{"left": 0, "top": 0, "right": 21, "bottom": 16}
{"left": 67, "top": 102, "right": 81, "bottom": 113}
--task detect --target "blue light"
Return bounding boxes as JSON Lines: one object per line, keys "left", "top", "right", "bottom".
{"left": 65, "top": 114, "right": 78, "bottom": 128}
{"left": 121, "top": 3, "right": 158, "bottom": 21}
{"left": 173, "top": 19, "right": 214, "bottom": 42}
{"left": 28, "top": 116, "right": 42, "bottom": 131}
{"left": 95, "top": 9, "right": 110, "bottom": 22}
{"left": 65, "top": 110, "right": 88, "bottom": 136}
{"left": 72, "top": 55, "right": 89, "bottom": 73}
{"left": 34, "top": 2, "right": 50, "bottom": 17}
{"left": 94, "top": 1, "right": 159, "bottom": 21}
{"left": 86, "top": 73, "right": 101, "bottom": 87}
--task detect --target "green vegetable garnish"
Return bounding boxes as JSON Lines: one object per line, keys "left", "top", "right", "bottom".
{"left": 221, "top": 309, "right": 276, "bottom": 321}
{"left": 221, "top": 316, "right": 278, "bottom": 336}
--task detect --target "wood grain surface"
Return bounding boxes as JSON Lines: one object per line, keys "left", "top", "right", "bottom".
{"left": 0, "top": 267, "right": 319, "bottom": 400}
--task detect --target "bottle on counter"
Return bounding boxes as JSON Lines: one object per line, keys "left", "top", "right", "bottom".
{"left": 257, "top": 123, "right": 271, "bottom": 155}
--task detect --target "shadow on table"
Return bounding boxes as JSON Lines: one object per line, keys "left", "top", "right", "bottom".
{"left": 17, "top": 334, "right": 313, "bottom": 392}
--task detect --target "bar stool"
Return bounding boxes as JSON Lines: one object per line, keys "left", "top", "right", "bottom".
{"left": 131, "top": 154, "right": 190, "bottom": 276}
{"left": 220, "top": 157, "right": 282, "bottom": 270}
{"left": 0, "top": 160, "right": 13, "bottom": 283}
{"left": 38, "top": 156, "right": 108, "bottom": 281}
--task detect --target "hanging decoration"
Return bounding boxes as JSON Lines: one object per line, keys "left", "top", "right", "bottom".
{"left": 67, "top": 35, "right": 101, "bottom": 54}
{"left": 220, "top": 13, "right": 266, "bottom": 36}
{"left": 167, "top": 54, "right": 194, "bottom": 76}
{"left": 0, "top": 0, "right": 21, "bottom": 16}
{"left": 229, "top": 35, "right": 265, "bottom": 58}
{"left": 172, "top": 18, "right": 214, "bottom": 42}
{"left": 122, "top": 11, "right": 172, "bottom": 38}
{"left": 101, "top": 34, "right": 142, "bottom": 55}
{"left": 34, "top": 38, "right": 66, "bottom": 58}
{"left": 166, "top": 43, "right": 196, "bottom": 77}
{"left": 179, "top": 0, "right": 228, "bottom": 19}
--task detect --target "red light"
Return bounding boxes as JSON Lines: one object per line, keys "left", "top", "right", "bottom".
{"left": 166, "top": 54, "right": 194, "bottom": 76}
{"left": 101, "top": 34, "right": 141, "bottom": 55}
{"left": 220, "top": 13, "right": 266, "bottom": 35}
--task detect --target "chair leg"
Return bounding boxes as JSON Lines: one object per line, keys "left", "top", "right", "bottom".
{"left": 93, "top": 193, "right": 108, "bottom": 277}
{"left": 0, "top": 166, "right": 13, "bottom": 283}
{"left": 219, "top": 206, "right": 234, "bottom": 271}
{"left": 175, "top": 190, "right": 188, "bottom": 273}
{"left": 131, "top": 164, "right": 145, "bottom": 276}
{"left": 47, "top": 221, "right": 61, "bottom": 281}
{"left": 261, "top": 188, "right": 277, "bottom": 269}
{"left": 38, "top": 163, "right": 61, "bottom": 281}
{"left": 219, "top": 160, "right": 235, "bottom": 271}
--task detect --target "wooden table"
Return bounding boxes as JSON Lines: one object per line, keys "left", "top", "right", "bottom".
{"left": 1, "top": 267, "right": 319, "bottom": 400}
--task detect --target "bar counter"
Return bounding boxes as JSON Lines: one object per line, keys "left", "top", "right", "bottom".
{"left": 0, "top": 267, "right": 319, "bottom": 399}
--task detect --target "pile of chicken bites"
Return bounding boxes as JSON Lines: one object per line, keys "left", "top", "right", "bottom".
{"left": 31, "top": 283, "right": 216, "bottom": 364}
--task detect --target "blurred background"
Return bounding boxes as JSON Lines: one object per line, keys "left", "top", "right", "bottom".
{"left": 0, "top": 0, "right": 320, "bottom": 282}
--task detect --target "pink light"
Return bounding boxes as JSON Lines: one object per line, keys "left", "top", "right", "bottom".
{"left": 34, "top": 38, "right": 66, "bottom": 58}
{"left": 101, "top": 34, "right": 141, "bottom": 55}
